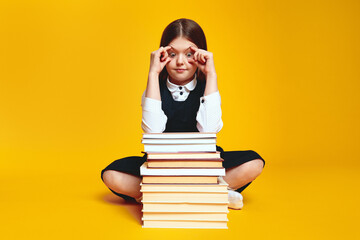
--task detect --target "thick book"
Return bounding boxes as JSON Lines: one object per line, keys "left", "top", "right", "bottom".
{"left": 142, "top": 201, "right": 229, "bottom": 212}
{"left": 142, "top": 176, "right": 218, "bottom": 184}
{"left": 142, "top": 191, "right": 228, "bottom": 202}
{"left": 147, "top": 151, "right": 221, "bottom": 160}
{"left": 147, "top": 158, "right": 223, "bottom": 168}
{"left": 142, "top": 220, "right": 228, "bottom": 229}
{"left": 142, "top": 211, "right": 229, "bottom": 221}
{"left": 144, "top": 144, "right": 216, "bottom": 153}
{"left": 140, "top": 162, "right": 225, "bottom": 176}
{"left": 142, "top": 132, "right": 216, "bottom": 139}
{"left": 142, "top": 138, "right": 216, "bottom": 144}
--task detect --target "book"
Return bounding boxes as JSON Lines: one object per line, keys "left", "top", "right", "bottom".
{"left": 140, "top": 162, "right": 225, "bottom": 176}
{"left": 142, "top": 211, "right": 229, "bottom": 221}
{"left": 142, "top": 176, "right": 218, "bottom": 184}
{"left": 142, "top": 191, "right": 228, "bottom": 202}
{"left": 142, "top": 132, "right": 216, "bottom": 139}
{"left": 140, "top": 132, "right": 229, "bottom": 229}
{"left": 147, "top": 151, "right": 221, "bottom": 160}
{"left": 140, "top": 177, "right": 228, "bottom": 191}
{"left": 144, "top": 144, "right": 216, "bottom": 153}
{"left": 142, "top": 220, "right": 228, "bottom": 229}
{"left": 142, "top": 201, "right": 229, "bottom": 212}
{"left": 147, "top": 159, "right": 223, "bottom": 168}
{"left": 142, "top": 138, "right": 216, "bottom": 144}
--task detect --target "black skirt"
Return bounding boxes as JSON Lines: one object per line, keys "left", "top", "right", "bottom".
{"left": 101, "top": 146, "right": 265, "bottom": 201}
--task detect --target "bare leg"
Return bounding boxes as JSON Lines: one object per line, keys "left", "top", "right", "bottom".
{"left": 102, "top": 170, "right": 142, "bottom": 199}
{"left": 102, "top": 159, "right": 263, "bottom": 199}
{"left": 223, "top": 159, "right": 264, "bottom": 190}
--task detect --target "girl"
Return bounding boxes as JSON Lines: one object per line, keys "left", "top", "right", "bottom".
{"left": 101, "top": 18, "right": 265, "bottom": 210}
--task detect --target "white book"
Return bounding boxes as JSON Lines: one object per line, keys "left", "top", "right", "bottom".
{"left": 143, "top": 219, "right": 228, "bottom": 229}
{"left": 147, "top": 151, "right": 221, "bottom": 160}
{"left": 142, "top": 201, "right": 229, "bottom": 212}
{"left": 140, "top": 177, "right": 228, "bottom": 192}
{"left": 140, "top": 162, "right": 225, "bottom": 176}
{"left": 141, "top": 138, "right": 216, "bottom": 144}
{"left": 142, "top": 220, "right": 228, "bottom": 229}
{"left": 142, "top": 192, "right": 228, "bottom": 202}
{"left": 144, "top": 144, "right": 216, "bottom": 153}
{"left": 142, "top": 132, "right": 216, "bottom": 139}
{"left": 142, "top": 211, "right": 229, "bottom": 221}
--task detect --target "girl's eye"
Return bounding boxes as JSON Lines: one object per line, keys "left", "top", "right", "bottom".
{"left": 186, "top": 52, "right": 193, "bottom": 58}
{"left": 169, "top": 53, "right": 176, "bottom": 57}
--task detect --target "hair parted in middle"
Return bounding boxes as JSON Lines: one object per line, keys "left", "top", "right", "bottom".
{"left": 159, "top": 18, "right": 208, "bottom": 82}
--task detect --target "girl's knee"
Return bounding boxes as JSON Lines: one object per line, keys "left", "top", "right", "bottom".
{"left": 102, "top": 170, "right": 123, "bottom": 189}
{"left": 245, "top": 159, "right": 264, "bottom": 180}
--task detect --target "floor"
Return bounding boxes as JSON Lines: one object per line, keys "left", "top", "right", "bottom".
{"left": 1, "top": 1, "right": 359, "bottom": 239}
{"left": 1, "top": 162, "right": 358, "bottom": 239}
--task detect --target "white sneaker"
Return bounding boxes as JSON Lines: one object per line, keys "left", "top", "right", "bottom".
{"left": 228, "top": 189, "right": 243, "bottom": 210}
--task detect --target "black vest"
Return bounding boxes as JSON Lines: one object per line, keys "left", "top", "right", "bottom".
{"left": 160, "top": 79, "right": 206, "bottom": 132}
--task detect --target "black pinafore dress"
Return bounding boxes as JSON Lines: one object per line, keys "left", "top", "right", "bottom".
{"left": 101, "top": 80, "right": 265, "bottom": 201}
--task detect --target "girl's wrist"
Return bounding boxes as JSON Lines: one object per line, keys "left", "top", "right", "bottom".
{"left": 148, "top": 71, "right": 159, "bottom": 78}
{"left": 206, "top": 71, "right": 217, "bottom": 79}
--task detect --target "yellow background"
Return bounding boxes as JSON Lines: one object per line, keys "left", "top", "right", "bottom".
{"left": 1, "top": 0, "right": 359, "bottom": 239}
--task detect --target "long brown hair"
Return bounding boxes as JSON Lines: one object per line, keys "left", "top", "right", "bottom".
{"left": 159, "top": 18, "right": 208, "bottom": 82}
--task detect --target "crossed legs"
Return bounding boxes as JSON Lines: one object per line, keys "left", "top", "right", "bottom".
{"left": 102, "top": 159, "right": 264, "bottom": 200}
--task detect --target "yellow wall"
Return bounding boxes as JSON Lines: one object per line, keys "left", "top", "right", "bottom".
{"left": 1, "top": 0, "right": 359, "bottom": 175}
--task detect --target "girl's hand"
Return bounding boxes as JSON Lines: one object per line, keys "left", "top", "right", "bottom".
{"left": 189, "top": 46, "right": 217, "bottom": 77}
{"left": 149, "top": 46, "right": 172, "bottom": 75}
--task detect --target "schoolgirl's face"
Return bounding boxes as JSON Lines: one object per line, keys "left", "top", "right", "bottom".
{"left": 165, "top": 37, "right": 198, "bottom": 85}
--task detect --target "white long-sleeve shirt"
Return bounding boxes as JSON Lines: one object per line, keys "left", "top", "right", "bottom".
{"left": 141, "top": 75, "right": 223, "bottom": 133}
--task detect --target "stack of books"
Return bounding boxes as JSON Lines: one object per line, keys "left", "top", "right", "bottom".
{"left": 140, "top": 132, "right": 229, "bottom": 229}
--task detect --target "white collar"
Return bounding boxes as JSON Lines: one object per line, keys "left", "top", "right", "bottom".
{"left": 166, "top": 74, "right": 197, "bottom": 92}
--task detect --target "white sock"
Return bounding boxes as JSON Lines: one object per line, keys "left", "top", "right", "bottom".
{"left": 228, "top": 189, "right": 243, "bottom": 209}
{"left": 218, "top": 176, "right": 244, "bottom": 209}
